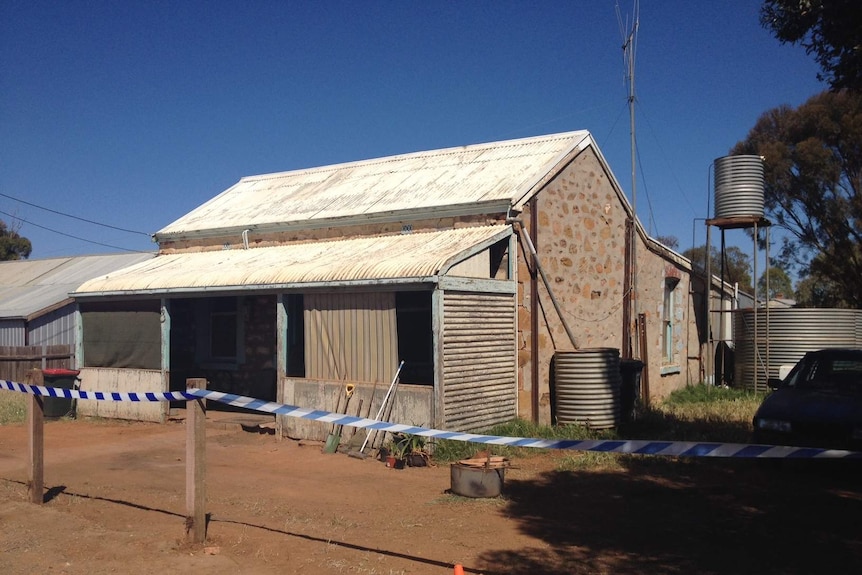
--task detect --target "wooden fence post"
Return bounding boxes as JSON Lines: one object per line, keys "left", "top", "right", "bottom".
{"left": 25, "top": 368, "right": 44, "bottom": 504}
{"left": 185, "top": 378, "right": 207, "bottom": 543}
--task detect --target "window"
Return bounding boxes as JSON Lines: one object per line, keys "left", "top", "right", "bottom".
{"left": 209, "top": 298, "right": 237, "bottom": 359}
{"left": 662, "top": 279, "right": 678, "bottom": 364}
{"left": 396, "top": 291, "right": 433, "bottom": 384}
{"left": 196, "top": 297, "right": 244, "bottom": 367}
{"left": 285, "top": 294, "right": 305, "bottom": 377}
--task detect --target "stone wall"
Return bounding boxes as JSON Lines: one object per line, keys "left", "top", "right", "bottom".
{"left": 517, "top": 147, "right": 699, "bottom": 423}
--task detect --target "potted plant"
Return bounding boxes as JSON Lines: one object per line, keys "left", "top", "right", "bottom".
{"left": 384, "top": 436, "right": 408, "bottom": 469}
{"left": 393, "top": 432, "right": 429, "bottom": 468}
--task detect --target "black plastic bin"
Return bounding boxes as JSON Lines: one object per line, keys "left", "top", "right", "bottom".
{"left": 619, "top": 359, "right": 644, "bottom": 423}
{"left": 41, "top": 368, "right": 80, "bottom": 418}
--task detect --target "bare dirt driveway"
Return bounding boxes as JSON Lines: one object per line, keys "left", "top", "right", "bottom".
{"left": 1, "top": 414, "right": 861, "bottom": 575}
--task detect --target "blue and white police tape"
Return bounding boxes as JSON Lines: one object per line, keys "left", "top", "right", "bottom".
{"left": 3, "top": 379, "right": 861, "bottom": 459}
{"left": 0, "top": 378, "right": 193, "bottom": 402}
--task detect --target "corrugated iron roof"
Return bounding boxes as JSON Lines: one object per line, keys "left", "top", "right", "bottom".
{"left": 74, "top": 226, "right": 512, "bottom": 296}
{"left": 0, "top": 253, "right": 156, "bottom": 319}
{"left": 156, "top": 131, "right": 592, "bottom": 239}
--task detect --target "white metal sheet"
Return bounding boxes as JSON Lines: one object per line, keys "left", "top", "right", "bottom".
{"left": 74, "top": 226, "right": 512, "bottom": 296}
{"left": 0, "top": 253, "right": 155, "bottom": 318}
{"left": 156, "top": 131, "right": 591, "bottom": 238}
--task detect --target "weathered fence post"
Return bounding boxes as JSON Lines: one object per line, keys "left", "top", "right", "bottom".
{"left": 25, "top": 368, "right": 44, "bottom": 504}
{"left": 185, "top": 378, "right": 207, "bottom": 543}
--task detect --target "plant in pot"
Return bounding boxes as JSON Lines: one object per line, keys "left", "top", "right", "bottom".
{"left": 395, "top": 432, "right": 429, "bottom": 468}
{"left": 384, "top": 435, "right": 408, "bottom": 469}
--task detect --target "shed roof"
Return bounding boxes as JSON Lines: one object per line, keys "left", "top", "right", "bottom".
{"left": 0, "top": 253, "right": 155, "bottom": 319}
{"left": 74, "top": 226, "right": 511, "bottom": 297}
{"left": 155, "top": 131, "right": 593, "bottom": 241}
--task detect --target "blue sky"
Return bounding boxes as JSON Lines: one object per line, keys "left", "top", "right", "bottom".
{"left": 1, "top": 1, "right": 824, "bottom": 263}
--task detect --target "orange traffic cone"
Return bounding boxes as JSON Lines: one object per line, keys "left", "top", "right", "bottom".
{"left": 453, "top": 564, "right": 465, "bottom": 575}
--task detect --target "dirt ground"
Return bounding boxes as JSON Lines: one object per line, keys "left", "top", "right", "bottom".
{"left": 1, "top": 412, "right": 861, "bottom": 575}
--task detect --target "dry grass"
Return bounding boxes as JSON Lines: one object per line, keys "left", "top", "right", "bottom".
{"left": 434, "top": 384, "right": 765, "bottom": 472}
{"left": 0, "top": 391, "right": 26, "bottom": 425}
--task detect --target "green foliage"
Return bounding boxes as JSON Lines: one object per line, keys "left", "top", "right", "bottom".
{"left": 389, "top": 432, "right": 427, "bottom": 459}
{"left": 0, "top": 220, "right": 31, "bottom": 261}
{"left": 761, "top": 0, "right": 862, "bottom": 91}
{"left": 795, "top": 266, "right": 849, "bottom": 307}
{"left": 432, "top": 419, "right": 617, "bottom": 463}
{"left": 757, "top": 266, "right": 794, "bottom": 300}
{"left": 732, "top": 90, "right": 862, "bottom": 307}
{"left": 434, "top": 385, "right": 764, "bottom": 472}
{"left": 661, "top": 383, "right": 763, "bottom": 406}
{"left": 682, "top": 244, "right": 752, "bottom": 292}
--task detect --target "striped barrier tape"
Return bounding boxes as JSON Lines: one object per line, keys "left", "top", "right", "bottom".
{"left": 1, "top": 379, "right": 193, "bottom": 402}
{"left": 3, "top": 379, "right": 861, "bottom": 459}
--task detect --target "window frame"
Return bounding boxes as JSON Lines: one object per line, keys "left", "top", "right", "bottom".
{"left": 195, "top": 296, "right": 245, "bottom": 369}
{"left": 662, "top": 279, "right": 677, "bottom": 366}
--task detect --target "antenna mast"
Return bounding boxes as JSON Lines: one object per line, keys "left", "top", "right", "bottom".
{"left": 618, "top": 0, "right": 640, "bottom": 357}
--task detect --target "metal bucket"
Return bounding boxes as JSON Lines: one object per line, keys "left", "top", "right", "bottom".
{"left": 450, "top": 461, "right": 506, "bottom": 498}
{"left": 554, "top": 348, "right": 621, "bottom": 429}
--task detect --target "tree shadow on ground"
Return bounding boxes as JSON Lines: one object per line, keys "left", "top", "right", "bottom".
{"left": 617, "top": 407, "right": 756, "bottom": 444}
{"left": 476, "top": 456, "right": 862, "bottom": 575}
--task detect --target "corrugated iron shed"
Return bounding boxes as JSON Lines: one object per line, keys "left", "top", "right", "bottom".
{"left": 74, "top": 226, "right": 511, "bottom": 296}
{"left": 155, "top": 131, "right": 592, "bottom": 240}
{"left": 0, "top": 253, "right": 155, "bottom": 319}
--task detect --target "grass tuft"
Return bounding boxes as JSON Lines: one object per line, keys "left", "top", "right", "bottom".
{"left": 0, "top": 392, "right": 27, "bottom": 425}
{"left": 432, "top": 383, "right": 766, "bottom": 471}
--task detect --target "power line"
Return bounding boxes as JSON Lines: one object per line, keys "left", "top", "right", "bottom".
{"left": 634, "top": 100, "right": 700, "bottom": 219}
{"left": 0, "top": 209, "right": 154, "bottom": 254}
{"left": 0, "top": 191, "right": 150, "bottom": 236}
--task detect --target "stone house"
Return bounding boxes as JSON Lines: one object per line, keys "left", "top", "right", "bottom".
{"left": 72, "top": 131, "right": 727, "bottom": 435}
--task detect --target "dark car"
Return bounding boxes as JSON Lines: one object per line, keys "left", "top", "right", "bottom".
{"left": 752, "top": 348, "right": 862, "bottom": 450}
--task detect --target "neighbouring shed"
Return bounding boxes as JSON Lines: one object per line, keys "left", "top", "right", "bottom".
{"left": 0, "top": 253, "right": 154, "bottom": 382}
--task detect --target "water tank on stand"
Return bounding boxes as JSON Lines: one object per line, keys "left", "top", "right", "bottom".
{"left": 713, "top": 155, "right": 764, "bottom": 219}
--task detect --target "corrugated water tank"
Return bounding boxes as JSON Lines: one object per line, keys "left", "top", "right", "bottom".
{"left": 714, "top": 155, "right": 764, "bottom": 219}
{"left": 732, "top": 308, "right": 862, "bottom": 392}
{"left": 554, "top": 348, "right": 621, "bottom": 429}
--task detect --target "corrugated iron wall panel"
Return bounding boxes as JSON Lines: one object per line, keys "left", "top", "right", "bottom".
{"left": 28, "top": 306, "right": 77, "bottom": 347}
{"left": 442, "top": 291, "right": 516, "bottom": 431}
{"left": 304, "top": 292, "right": 398, "bottom": 383}
{"left": 0, "top": 320, "right": 25, "bottom": 346}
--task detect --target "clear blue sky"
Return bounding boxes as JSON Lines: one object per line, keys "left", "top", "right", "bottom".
{"left": 1, "top": 1, "right": 824, "bottom": 261}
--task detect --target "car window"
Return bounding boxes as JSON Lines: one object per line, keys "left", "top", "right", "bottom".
{"left": 794, "top": 355, "right": 862, "bottom": 389}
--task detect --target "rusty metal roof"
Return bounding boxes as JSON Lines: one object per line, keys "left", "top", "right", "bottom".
{"left": 0, "top": 253, "right": 155, "bottom": 319}
{"left": 74, "top": 226, "right": 512, "bottom": 296}
{"left": 156, "top": 131, "right": 592, "bottom": 240}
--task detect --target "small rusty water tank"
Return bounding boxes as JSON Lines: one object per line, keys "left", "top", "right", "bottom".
{"left": 554, "top": 348, "right": 621, "bottom": 429}
{"left": 714, "top": 155, "right": 764, "bottom": 219}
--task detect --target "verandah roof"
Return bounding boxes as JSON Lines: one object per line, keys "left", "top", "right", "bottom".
{"left": 73, "top": 226, "right": 511, "bottom": 297}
